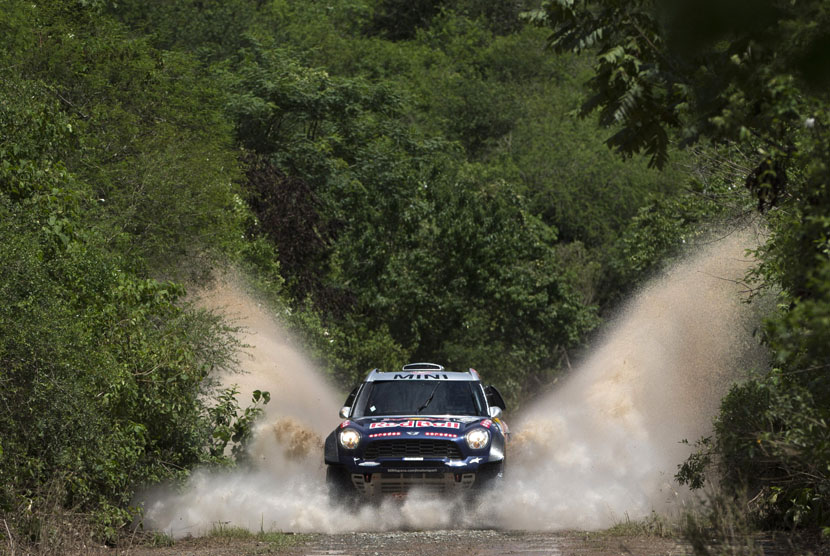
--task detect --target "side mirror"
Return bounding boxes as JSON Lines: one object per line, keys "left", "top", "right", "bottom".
{"left": 488, "top": 406, "right": 502, "bottom": 419}
{"left": 484, "top": 385, "right": 507, "bottom": 410}
{"left": 340, "top": 386, "right": 359, "bottom": 420}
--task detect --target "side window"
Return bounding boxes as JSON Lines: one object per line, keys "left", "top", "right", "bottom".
{"left": 484, "top": 385, "right": 506, "bottom": 410}
{"left": 472, "top": 383, "right": 488, "bottom": 415}
{"left": 343, "top": 385, "right": 359, "bottom": 408}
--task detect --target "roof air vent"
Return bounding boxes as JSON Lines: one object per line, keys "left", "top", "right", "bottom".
{"left": 402, "top": 362, "right": 445, "bottom": 372}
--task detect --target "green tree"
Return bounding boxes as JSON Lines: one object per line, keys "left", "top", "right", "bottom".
{"left": 4, "top": 0, "right": 247, "bottom": 278}
{"left": 0, "top": 3, "right": 274, "bottom": 546}
{"left": 531, "top": 0, "right": 830, "bottom": 530}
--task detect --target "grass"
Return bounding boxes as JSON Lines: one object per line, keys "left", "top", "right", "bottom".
{"left": 600, "top": 511, "right": 680, "bottom": 538}
{"left": 589, "top": 493, "right": 828, "bottom": 555}
{"left": 207, "top": 522, "right": 303, "bottom": 548}
{"left": 149, "top": 531, "right": 175, "bottom": 547}
{"left": 680, "top": 492, "right": 765, "bottom": 556}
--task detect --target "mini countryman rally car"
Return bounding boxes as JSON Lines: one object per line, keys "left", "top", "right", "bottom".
{"left": 324, "top": 363, "right": 508, "bottom": 501}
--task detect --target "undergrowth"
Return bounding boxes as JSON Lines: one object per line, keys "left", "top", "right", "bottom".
{"left": 604, "top": 511, "right": 679, "bottom": 538}
{"left": 208, "top": 522, "right": 302, "bottom": 547}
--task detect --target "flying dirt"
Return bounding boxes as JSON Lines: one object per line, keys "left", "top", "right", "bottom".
{"left": 140, "top": 230, "right": 767, "bottom": 536}
{"left": 492, "top": 229, "right": 768, "bottom": 530}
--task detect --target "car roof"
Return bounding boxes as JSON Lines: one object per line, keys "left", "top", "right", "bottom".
{"left": 364, "top": 362, "right": 481, "bottom": 382}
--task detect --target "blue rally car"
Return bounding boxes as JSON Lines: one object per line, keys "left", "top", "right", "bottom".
{"left": 324, "top": 362, "right": 509, "bottom": 501}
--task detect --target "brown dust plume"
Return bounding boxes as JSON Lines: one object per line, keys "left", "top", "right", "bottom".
{"left": 142, "top": 232, "right": 766, "bottom": 534}
{"left": 491, "top": 230, "right": 767, "bottom": 529}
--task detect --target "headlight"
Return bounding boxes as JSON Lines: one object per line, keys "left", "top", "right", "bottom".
{"left": 338, "top": 428, "right": 361, "bottom": 449}
{"left": 465, "top": 428, "right": 490, "bottom": 449}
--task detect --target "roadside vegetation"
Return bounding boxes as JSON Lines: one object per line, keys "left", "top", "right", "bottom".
{"left": 1, "top": 0, "right": 826, "bottom": 553}
{"left": 532, "top": 0, "right": 830, "bottom": 549}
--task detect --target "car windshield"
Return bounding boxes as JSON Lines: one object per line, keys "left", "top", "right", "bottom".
{"left": 352, "top": 380, "right": 487, "bottom": 418}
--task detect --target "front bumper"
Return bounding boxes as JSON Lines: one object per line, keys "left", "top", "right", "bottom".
{"left": 331, "top": 459, "right": 503, "bottom": 496}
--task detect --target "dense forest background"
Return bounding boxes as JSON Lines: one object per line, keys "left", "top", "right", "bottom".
{"left": 1, "top": 0, "right": 829, "bottom": 551}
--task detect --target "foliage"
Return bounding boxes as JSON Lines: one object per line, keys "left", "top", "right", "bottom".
{"left": 258, "top": 2, "right": 688, "bottom": 251}
{"left": 4, "top": 0, "right": 247, "bottom": 279}
{"left": 108, "top": 0, "right": 259, "bottom": 59}
{"left": 682, "top": 491, "right": 764, "bottom": 556}
{"left": 0, "top": 202, "right": 245, "bottom": 541}
{"left": 205, "top": 4, "right": 695, "bottom": 401}
{"left": 208, "top": 30, "right": 601, "bottom": 400}
{"left": 604, "top": 511, "right": 676, "bottom": 539}
{"left": 0, "top": 0, "right": 725, "bottom": 547}
{"left": 0, "top": 2, "right": 265, "bottom": 546}
{"left": 366, "top": 0, "right": 446, "bottom": 40}
{"left": 342, "top": 177, "right": 600, "bottom": 402}
{"left": 366, "top": 0, "right": 533, "bottom": 39}
{"left": 532, "top": 0, "right": 830, "bottom": 534}
{"left": 696, "top": 266, "right": 830, "bottom": 530}
{"left": 208, "top": 388, "right": 271, "bottom": 461}
{"left": 527, "top": 0, "right": 829, "bottom": 175}
{"left": 207, "top": 522, "right": 303, "bottom": 546}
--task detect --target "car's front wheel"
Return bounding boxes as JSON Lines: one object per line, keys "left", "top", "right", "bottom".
{"left": 475, "top": 460, "right": 504, "bottom": 489}
{"left": 326, "top": 465, "right": 355, "bottom": 507}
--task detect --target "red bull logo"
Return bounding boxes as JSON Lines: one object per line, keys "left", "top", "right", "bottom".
{"left": 369, "top": 420, "right": 461, "bottom": 430}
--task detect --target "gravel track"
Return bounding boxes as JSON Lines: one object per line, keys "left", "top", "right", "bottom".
{"left": 122, "top": 529, "right": 691, "bottom": 556}
{"left": 294, "top": 530, "right": 690, "bottom": 556}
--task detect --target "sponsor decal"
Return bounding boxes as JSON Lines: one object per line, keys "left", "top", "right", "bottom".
{"left": 339, "top": 420, "right": 350, "bottom": 428}
{"left": 428, "top": 421, "right": 461, "bottom": 429}
{"left": 480, "top": 419, "right": 492, "bottom": 429}
{"left": 387, "top": 468, "right": 439, "bottom": 473}
{"left": 368, "top": 421, "right": 397, "bottom": 429}
{"left": 369, "top": 420, "right": 461, "bottom": 430}
{"left": 368, "top": 432, "right": 402, "bottom": 438}
{"left": 368, "top": 421, "right": 399, "bottom": 429}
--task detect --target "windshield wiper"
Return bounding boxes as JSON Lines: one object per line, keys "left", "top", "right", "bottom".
{"left": 416, "top": 382, "right": 442, "bottom": 414}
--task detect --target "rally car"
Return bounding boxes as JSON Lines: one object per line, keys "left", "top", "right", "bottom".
{"left": 324, "top": 362, "right": 508, "bottom": 501}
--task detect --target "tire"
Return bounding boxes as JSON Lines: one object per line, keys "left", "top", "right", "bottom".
{"left": 470, "top": 460, "right": 504, "bottom": 498}
{"left": 326, "top": 465, "right": 355, "bottom": 507}
{"left": 461, "top": 461, "right": 503, "bottom": 511}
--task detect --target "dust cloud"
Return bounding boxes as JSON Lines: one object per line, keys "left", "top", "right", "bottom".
{"left": 140, "top": 277, "right": 475, "bottom": 536}
{"left": 140, "top": 277, "right": 340, "bottom": 537}
{"left": 196, "top": 278, "right": 340, "bottom": 438}
{"left": 141, "top": 230, "right": 766, "bottom": 535}
{"left": 491, "top": 229, "right": 767, "bottom": 529}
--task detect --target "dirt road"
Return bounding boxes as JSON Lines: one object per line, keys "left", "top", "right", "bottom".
{"left": 295, "top": 530, "right": 690, "bottom": 555}
{"left": 125, "top": 529, "right": 691, "bottom": 556}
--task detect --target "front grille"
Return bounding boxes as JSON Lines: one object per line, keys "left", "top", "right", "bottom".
{"left": 378, "top": 474, "right": 449, "bottom": 494}
{"left": 351, "top": 473, "right": 476, "bottom": 495}
{"left": 363, "top": 439, "right": 462, "bottom": 460}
